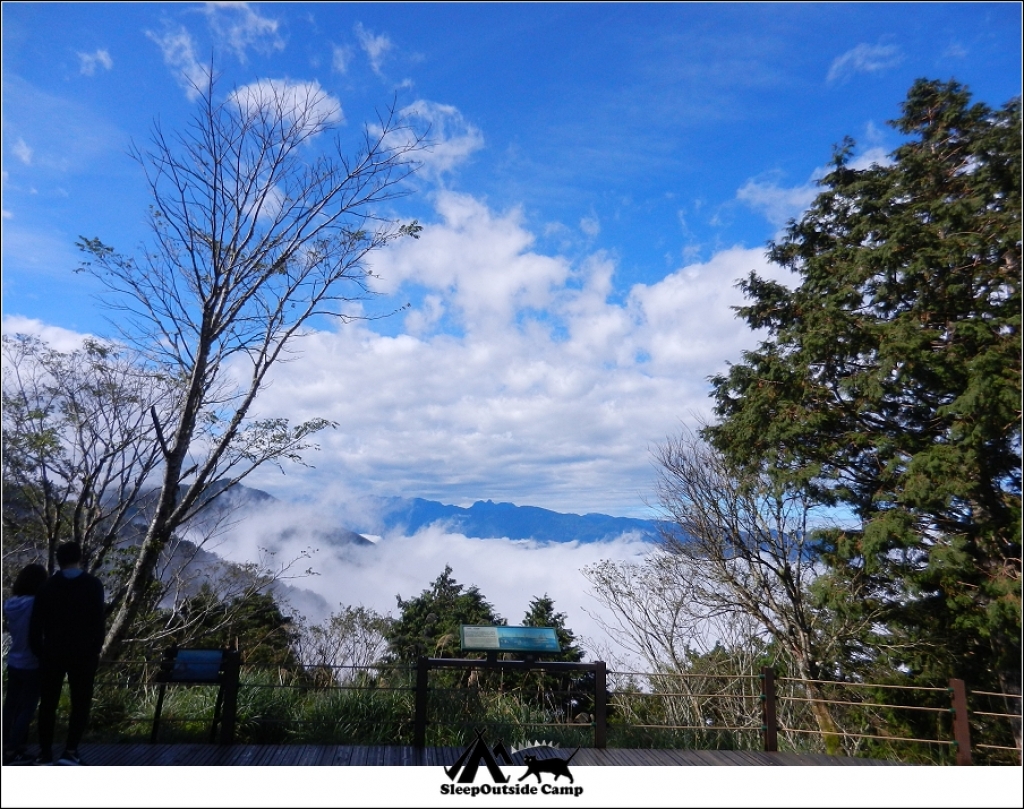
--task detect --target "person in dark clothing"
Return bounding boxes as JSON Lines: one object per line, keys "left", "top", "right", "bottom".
{"left": 29, "top": 542, "right": 105, "bottom": 766}
{"left": 3, "top": 563, "right": 49, "bottom": 765}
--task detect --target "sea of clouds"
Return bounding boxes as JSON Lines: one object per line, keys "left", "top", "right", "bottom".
{"left": 186, "top": 494, "right": 656, "bottom": 667}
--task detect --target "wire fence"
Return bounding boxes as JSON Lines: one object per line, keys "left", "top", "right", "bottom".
{"left": 21, "top": 656, "right": 1022, "bottom": 764}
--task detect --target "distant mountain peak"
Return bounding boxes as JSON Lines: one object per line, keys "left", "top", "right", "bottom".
{"left": 359, "top": 494, "right": 661, "bottom": 544}
{"left": 146, "top": 482, "right": 662, "bottom": 546}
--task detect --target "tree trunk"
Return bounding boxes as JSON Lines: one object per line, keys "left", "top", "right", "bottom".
{"left": 101, "top": 378, "right": 202, "bottom": 659}
{"left": 795, "top": 657, "right": 842, "bottom": 755}
{"left": 99, "top": 485, "right": 178, "bottom": 659}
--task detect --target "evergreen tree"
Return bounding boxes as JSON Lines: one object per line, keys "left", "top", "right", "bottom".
{"left": 706, "top": 79, "right": 1021, "bottom": 696}
{"left": 385, "top": 565, "right": 503, "bottom": 663}
{"left": 517, "top": 595, "right": 590, "bottom": 720}
{"left": 521, "top": 594, "right": 584, "bottom": 664}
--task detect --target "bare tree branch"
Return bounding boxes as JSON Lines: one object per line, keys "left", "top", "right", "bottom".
{"left": 74, "top": 66, "right": 425, "bottom": 658}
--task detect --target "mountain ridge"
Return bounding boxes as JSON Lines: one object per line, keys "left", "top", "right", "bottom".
{"left": 132, "top": 481, "right": 665, "bottom": 546}
{"left": 354, "top": 494, "right": 663, "bottom": 544}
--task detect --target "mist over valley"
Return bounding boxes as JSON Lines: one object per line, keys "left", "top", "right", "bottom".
{"left": 173, "top": 483, "right": 661, "bottom": 662}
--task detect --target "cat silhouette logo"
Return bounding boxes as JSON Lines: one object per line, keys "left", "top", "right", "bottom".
{"left": 445, "top": 730, "right": 514, "bottom": 783}
{"left": 518, "top": 747, "right": 579, "bottom": 784}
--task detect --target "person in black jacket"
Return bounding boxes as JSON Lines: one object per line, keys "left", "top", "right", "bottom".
{"left": 29, "top": 542, "right": 105, "bottom": 766}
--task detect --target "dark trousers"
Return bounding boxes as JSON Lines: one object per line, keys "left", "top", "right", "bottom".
{"left": 2, "top": 666, "right": 41, "bottom": 754}
{"left": 37, "top": 655, "right": 99, "bottom": 755}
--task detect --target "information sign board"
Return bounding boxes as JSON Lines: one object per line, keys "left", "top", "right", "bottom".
{"left": 460, "top": 625, "right": 561, "bottom": 653}
{"left": 158, "top": 649, "right": 224, "bottom": 683}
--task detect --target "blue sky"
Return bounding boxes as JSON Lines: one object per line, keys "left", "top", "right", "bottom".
{"left": 3, "top": 2, "right": 1022, "bottom": 518}
{"left": 2, "top": 8, "right": 1022, "bottom": 801}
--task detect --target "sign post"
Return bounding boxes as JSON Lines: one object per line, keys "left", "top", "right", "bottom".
{"left": 413, "top": 626, "right": 607, "bottom": 749}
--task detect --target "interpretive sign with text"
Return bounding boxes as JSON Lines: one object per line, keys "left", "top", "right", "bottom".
{"left": 460, "top": 626, "right": 561, "bottom": 653}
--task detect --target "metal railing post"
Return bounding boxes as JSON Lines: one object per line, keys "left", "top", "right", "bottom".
{"left": 150, "top": 682, "right": 167, "bottom": 744}
{"left": 761, "top": 666, "right": 778, "bottom": 752}
{"left": 414, "top": 657, "right": 429, "bottom": 749}
{"left": 949, "top": 678, "right": 972, "bottom": 765}
{"left": 219, "top": 649, "right": 240, "bottom": 745}
{"left": 593, "top": 661, "right": 607, "bottom": 749}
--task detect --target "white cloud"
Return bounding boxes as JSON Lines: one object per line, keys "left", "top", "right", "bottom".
{"left": 202, "top": 2, "right": 285, "bottom": 62}
{"left": 736, "top": 174, "right": 818, "bottom": 228}
{"left": 369, "top": 192, "right": 569, "bottom": 333}
{"left": 147, "top": 25, "right": 208, "bottom": 101}
{"left": 240, "top": 192, "right": 781, "bottom": 517}
{"left": 0, "top": 315, "right": 94, "bottom": 352}
{"left": 625, "top": 246, "right": 792, "bottom": 374}
{"left": 943, "top": 42, "right": 968, "bottom": 59}
{"left": 201, "top": 497, "right": 653, "bottom": 664}
{"left": 6, "top": 190, "right": 782, "bottom": 520}
{"left": 827, "top": 43, "right": 903, "bottom": 84}
{"left": 355, "top": 22, "right": 392, "bottom": 76}
{"left": 397, "top": 100, "right": 484, "bottom": 179}
{"left": 848, "top": 146, "right": 892, "bottom": 171}
{"left": 736, "top": 145, "right": 893, "bottom": 229}
{"left": 737, "top": 134, "right": 897, "bottom": 226}
{"left": 863, "top": 120, "right": 885, "bottom": 145}
{"left": 149, "top": 5, "right": 283, "bottom": 99}
{"left": 229, "top": 78, "right": 344, "bottom": 133}
{"left": 1, "top": 74, "right": 126, "bottom": 174}
{"left": 12, "top": 138, "right": 33, "bottom": 165}
{"left": 332, "top": 44, "right": 352, "bottom": 74}
{"left": 580, "top": 215, "right": 600, "bottom": 238}
{"left": 77, "top": 49, "right": 113, "bottom": 76}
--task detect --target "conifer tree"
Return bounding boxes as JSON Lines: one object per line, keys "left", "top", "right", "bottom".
{"left": 386, "top": 565, "right": 503, "bottom": 662}
{"left": 521, "top": 594, "right": 584, "bottom": 664}
{"left": 517, "top": 594, "right": 590, "bottom": 721}
{"left": 706, "top": 79, "right": 1021, "bottom": 696}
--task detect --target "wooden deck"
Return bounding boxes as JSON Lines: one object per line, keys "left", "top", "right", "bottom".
{"left": 53, "top": 743, "right": 904, "bottom": 766}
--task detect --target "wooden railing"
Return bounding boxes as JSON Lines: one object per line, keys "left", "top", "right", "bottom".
{"left": 78, "top": 657, "right": 1021, "bottom": 764}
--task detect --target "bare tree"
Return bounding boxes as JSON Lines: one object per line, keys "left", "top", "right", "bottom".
{"left": 583, "top": 554, "right": 769, "bottom": 743}
{"left": 1, "top": 333, "right": 174, "bottom": 579}
{"left": 1, "top": 334, "right": 322, "bottom": 659}
{"left": 650, "top": 425, "right": 881, "bottom": 752}
{"left": 297, "top": 605, "right": 393, "bottom": 686}
{"left": 77, "top": 68, "right": 424, "bottom": 657}
{"left": 583, "top": 554, "right": 714, "bottom": 673}
{"left": 146, "top": 538, "right": 313, "bottom": 653}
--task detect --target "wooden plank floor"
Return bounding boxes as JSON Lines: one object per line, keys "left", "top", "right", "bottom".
{"left": 28, "top": 743, "right": 903, "bottom": 766}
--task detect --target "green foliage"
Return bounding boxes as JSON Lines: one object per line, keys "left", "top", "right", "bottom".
{"left": 520, "top": 595, "right": 584, "bottom": 664}
{"left": 287, "top": 683, "right": 414, "bottom": 745}
{"left": 706, "top": 79, "right": 1022, "bottom": 695}
{"left": 385, "top": 565, "right": 503, "bottom": 663}
{"left": 47, "top": 651, "right": 1017, "bottom": 761}
{"left": 506, "top": 595, "right": 591, "bottom": 719}
{"left": 209, "top": 591, "right": 301, "bottom": 669}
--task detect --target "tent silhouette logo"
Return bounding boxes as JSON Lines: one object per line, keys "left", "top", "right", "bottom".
{"left": 444, "top": 730, "right": 514, "bottom": 783}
